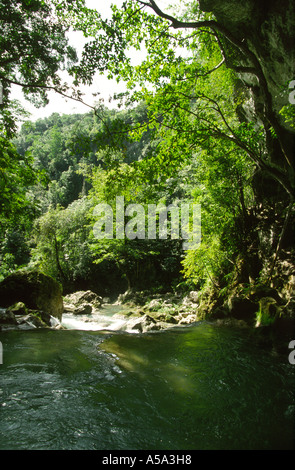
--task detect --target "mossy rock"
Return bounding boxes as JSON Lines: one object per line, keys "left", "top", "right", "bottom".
{"left": 255, "top": 297, "right": 281, "bottom": 327}
{"left": 0, "top": 270, "right": 63, "bottom": 320}
{"left": 153, "top": 312, "right": 178, "bottom": 324}
{"left": 8, "top": 302, "right": 28, "bottom": 316}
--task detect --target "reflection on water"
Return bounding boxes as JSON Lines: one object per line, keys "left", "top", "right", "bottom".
{"left": 0, "top": 322, "right": 294, "bottom": 450}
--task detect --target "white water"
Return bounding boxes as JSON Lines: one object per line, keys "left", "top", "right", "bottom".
{"left": 61, "top": 304, "right": 132, "bottom": 332}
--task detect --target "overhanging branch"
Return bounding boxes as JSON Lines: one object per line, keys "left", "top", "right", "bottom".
{"left": 136, "top": 0, "right": 294, "bottom": 171}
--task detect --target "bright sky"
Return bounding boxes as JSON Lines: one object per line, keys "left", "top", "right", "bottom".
{"left": 11, "top": 0, "right": 179, "bottom": 123}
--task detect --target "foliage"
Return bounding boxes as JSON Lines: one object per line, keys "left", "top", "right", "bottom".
{"left": 30, "top": 197, "right": 93, "bottom": 284}
{"left": 0, "top": 0, "right": 87, "bottom": 135}
{"left": 1, "top": 0, "right": 293, "bottom": 297}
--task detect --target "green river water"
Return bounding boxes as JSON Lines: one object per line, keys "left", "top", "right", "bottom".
{"left": 0, "top": 313, "right": 294, "bottom": 450}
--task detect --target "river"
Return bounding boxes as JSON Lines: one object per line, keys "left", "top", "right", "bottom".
{"left": 0, "top": 307, "right": 294, "bottom": 450}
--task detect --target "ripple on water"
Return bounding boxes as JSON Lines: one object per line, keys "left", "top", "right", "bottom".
{"left": 0, "top": 323, "right": 294, "bottom": 450}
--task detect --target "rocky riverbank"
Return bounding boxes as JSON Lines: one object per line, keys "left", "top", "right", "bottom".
{"left": 0, "top": 303, "right": 62, "bottom": 331}
{"left": 0, "top": 287, "right": 202, "bottom": 332}
{"left": 61, "top": 289, "right": 201, "bottom": 333}
{"left": 0, "top": 269, "right": 294, "bottom": 355}
{"left": 113, "top": 289, "right": 201, "bottom": 333}
{"left": 0, "top": 270, "right": 64, "bottom": 331}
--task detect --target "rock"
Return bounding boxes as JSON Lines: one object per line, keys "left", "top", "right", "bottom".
{"left": 227, "top": 295, "right": 257, "bottom": 324}
{"left": 179, "top": 314, "right": 198, "bottom": 325}
{"left": 63, "top": 303, "right": 76, "bottom": 313}
{"left": 0, "top": 308, "right": 17, "bottom": 325}
{"left": 31, "top": 309, "right": 52, "bottom": 326}
{"left": 199, "top": 0, "right": 295, "bottom": 136}
{"left": 188, "top": 291, "right": 199, "bottom": 303}
{"left": 17, "top": 314, "right": 46, "bottom": 329}
{"left": 147, "top": 299, "right": 162, "bottom": 311}
{"left": 255, "top": 297, "right": 281, "bottom": 327}
{"left": 0, "top": 270, "right": 63, "bottom": 320}
{"left": 0, "top": 306, "right": 61, "bottom": 330}
{"left": 215, "top": 318, "right": 249, "bottom": 329}
{"left": 72, "top": 303, "right": 92, "bottom": 315}
{"left": 8, "top": 302, "right": 28, "bottom": 315}
{"left": 125, "top": 314, "right": 159, "bottom": 333}
{"left": 63, "top": 289, "right": 102, "bottom": 315}
{"left": 63, "top": 290, "right": 102, "bottom": 309}
{"left": 182, "top": 291, "right": 199, "bottom": 309}
{"left": 153, "top": 312, "right": 178, "bottom": 324}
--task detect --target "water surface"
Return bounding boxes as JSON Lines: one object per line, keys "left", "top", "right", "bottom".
{"left": 0, "top": 320, "right": 294, "bottom": 450}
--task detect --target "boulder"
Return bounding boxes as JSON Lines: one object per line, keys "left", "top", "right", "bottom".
{"left": 72, "top": 303, "right": 92, "bottom": 315}
{"left": 28, "top": 309, "right": 52, "bottom": 326}
{"left": 125, "top": 314, "right": 160, "bottom": 333}
{"left": 63, "top": 290, "right": 102, "bottom": 310}
{"left": 182, "top": 291, "right": 199, "bottom": 309}
{"left": 187, "top": 291, "right": 199, "bottom": 303}
{"left": 227, "top": 295, "right": 257, "bottom": 324}
{"left": 179, "top": 314, "right": 198, "bottom": 325}
{"left": 8, "top": 302, "right": 28, "bottom": 316}
{"left": 255, "top": 297, "right": 281, "bottom": 327}
{"left": 0, "top": 308, "right": 17, "bottom": 325}
{"left": 17, "top": 314, "right": 46, "bottom": 329}
{"left": 0, "top": 270, "right": 63, "bottom": 320}
{"left": 153, "top": 312, "right": 178, "bottom": 324}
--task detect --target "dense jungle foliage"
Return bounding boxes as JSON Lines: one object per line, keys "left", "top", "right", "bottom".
{"left": 0, "top": 0, "right": 294, "bottom": 316}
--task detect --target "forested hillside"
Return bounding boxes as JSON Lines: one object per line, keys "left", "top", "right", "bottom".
{"left": 2, "top": 104, "right": 184, "bottom": 295}
{"left": 0, "top": 0, "right": 294, "bottom": 329}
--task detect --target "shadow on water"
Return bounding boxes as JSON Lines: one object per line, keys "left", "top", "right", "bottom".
{"left": 0, "top": 322, "right": 294, "bottom": 450}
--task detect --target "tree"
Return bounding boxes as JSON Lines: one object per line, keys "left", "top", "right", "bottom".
{"left": 72, "top": 0, "right": 294, "bottom": 287}
{"left": 30, "top": 197, "right": 93, "bottom": 284}
{"left": 72, "top": 0, "right": 294, "bottom": 196}
{"left": 0, "top": 0, "right": 86, "bottom": 134}
{"left": 0, "top": 0, "right": 95, "bottom": 256}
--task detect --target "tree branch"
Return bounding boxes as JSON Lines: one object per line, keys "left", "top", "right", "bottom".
{"left": 0, "top": 74, "right": 96, "bottom": 112}
{"left": 137, "top": 0, "right": 294, "bottom": 171}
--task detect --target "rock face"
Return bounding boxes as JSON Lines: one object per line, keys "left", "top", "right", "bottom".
{"left": 0, "top": 270, "right": 63, "bottom": 320}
